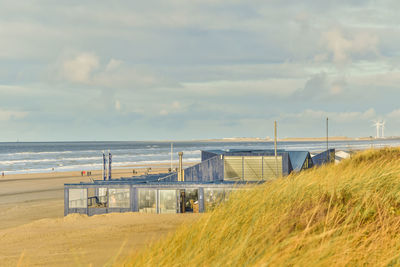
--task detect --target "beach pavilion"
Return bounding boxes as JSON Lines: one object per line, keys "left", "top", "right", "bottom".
{"left": 64, "top": 149, "right": 334, "bottom": 216}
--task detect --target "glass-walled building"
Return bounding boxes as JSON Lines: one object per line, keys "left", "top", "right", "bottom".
{"left": 64, "top": 149, "right": 333, "bottom": 216}
{"left": 64, "top": 180, "right": 252, "bottom": 216}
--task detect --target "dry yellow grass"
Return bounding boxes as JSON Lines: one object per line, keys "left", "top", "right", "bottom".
{"left": 124, "top": 148, "right": 400, "bottom": 266}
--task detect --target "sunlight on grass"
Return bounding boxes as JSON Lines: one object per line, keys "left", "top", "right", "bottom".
{"left": 121, "top": 148, "right": 400, "bottom": 266}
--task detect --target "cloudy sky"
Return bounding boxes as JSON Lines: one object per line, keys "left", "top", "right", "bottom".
{"left": 1, "top": 1, "right": 399, "bottom": 141}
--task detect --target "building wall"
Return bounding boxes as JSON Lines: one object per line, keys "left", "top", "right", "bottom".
{"left": 184, "top": 156, "right": 224, "bottom": 182}
{"left": 282, "top": 153, "right": 291, "bottom": 176}
{"left": 201, "top": 151, "right": 219, "bottom": 161}
{"left": 312, "top": 149, "right": 336, "bottom": 166}
{"left": 186, "top": 153, "right": 291, "bottom": 182}
{"left": 224, "top": 156, "right": 283, "bottom": 181}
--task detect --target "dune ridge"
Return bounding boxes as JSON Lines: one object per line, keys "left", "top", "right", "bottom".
{"left": 126, "top": 148, "right": 400, "bottom": 266}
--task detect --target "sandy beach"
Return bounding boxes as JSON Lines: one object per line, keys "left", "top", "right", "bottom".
{"left": 0, "top": 166, "right": 200, "bottom": 266}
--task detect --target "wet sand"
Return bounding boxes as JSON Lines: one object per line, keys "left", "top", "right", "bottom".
{"left": 0, "top": 166, "right": 200, "bottom": 266}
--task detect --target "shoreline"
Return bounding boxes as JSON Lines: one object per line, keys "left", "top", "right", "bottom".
{"left": 0, "top": 161, "right": 199, "bottom": 176}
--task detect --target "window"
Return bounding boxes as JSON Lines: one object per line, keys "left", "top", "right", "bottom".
{"left": 224, "top": 156, "right": 243, "bottom": 180}
{"left": 184, "top": 189, "right": 199, "bottom": 212}
{"left": 69, "top": 189, "right": 87, "bottom": 208}
{"left": 98, "top": 188, "right": 108, "bottom": 204}
{"left": 159, "top": 190, "right": 177, "bottom": 214}
{"left": 109, "top": 188, "right": 130, "bottom": 208}
{"left": 138, "top": 189, "right": 156, "bottom": 213}
{"left": 225, "top": 156, "right": 282, "bottom": 181}
{"left": 244, "top": 156, "right": 263, "bottom": 180}
{"left": 263, "top": 156, "right": 282, "bottom": 179}
{"left": 204, "top": 188, "right": 225, "bottom": 212}
{"left": 88, "top": 188, "right": 108, "bottom": 208}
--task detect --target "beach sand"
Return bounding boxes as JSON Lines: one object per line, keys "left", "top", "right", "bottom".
{"left": 0, "top": 165, "right": 200, "bottom": 266}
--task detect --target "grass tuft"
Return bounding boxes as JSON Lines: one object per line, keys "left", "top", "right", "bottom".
{"left": 122, "top": 148, "right": 400, "bottom": 266}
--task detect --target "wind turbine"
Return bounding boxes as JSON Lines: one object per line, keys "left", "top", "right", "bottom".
{"left": 381, "top": 120, "right": 385, "bottom": 139}
{"left": 372, "top": 120, "right": 381, "bottom": 139}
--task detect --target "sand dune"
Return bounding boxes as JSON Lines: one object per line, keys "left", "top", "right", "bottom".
{"left": 0, "top": 167, "right": 199, "bottom": 266}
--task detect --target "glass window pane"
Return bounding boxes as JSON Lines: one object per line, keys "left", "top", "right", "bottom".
{"left": 204, "top": 188, "right": 225, "bottom": 212}
{"left": 224, "top": 156, "right": 243, "bottom": 180}
{"left": 69, "top": 189, "right": 87, "bottom": 208}
{"left": 88, "top": 188, "right": 108, "bottom": 208}
{"left": 243, "top": 156, "right": 263, "bottom": 180}
{"left": 184, "top": 189, "right": 199, "bottom": 213}
{"left": 98, "top": 188, "right": 108, "bottom": 204}
{"left": 138, "top": 189, "right": 156, "bottom": 213}
{"left": 263, "top": 156, "right": 282, "bottom": 179}
{"left": 159, "top": 190, "right": 177, "bottom": 214}
{"left": 109, "top": 188, "right": 130, "bottom": 208}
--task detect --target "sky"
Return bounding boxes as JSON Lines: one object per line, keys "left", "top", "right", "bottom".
{"left": 1, "top": 0, "right": 400, "bottom": 141}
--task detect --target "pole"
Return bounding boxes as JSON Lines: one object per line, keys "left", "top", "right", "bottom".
{"left": 102, "top": 151, "right": 107, "bottom": 181}
{"left": 108, "top": 151, "right": 112, "bottom": 180}
{"left": 274, "top": 121, "right": 278, "bottom": 177}
{"left": 178, "top": 152, "right": 183, "bottom": 181}
{"left": 326, "top": 117, "right": 329, "bottom": 162}
{"left": 171, "top": 143, "right": 173, "bottom": 171}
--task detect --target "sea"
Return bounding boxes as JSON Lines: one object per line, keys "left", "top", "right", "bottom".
{"left": 0, "top": 139, "right": 399, "bottom": 174}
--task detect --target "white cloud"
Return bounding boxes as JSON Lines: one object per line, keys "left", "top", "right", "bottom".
{"left": 321, "top": 28, "right": 379, "bottom": 64}
{"left": 94, "top": 65, "right": 162, "bottom": 89}
{"left": 159, "top": 109, "right": 169, "bottom": 116}
{"left": 172, "top": 101, "right": 181, "bottom": 109}
{"left": 182, "top": 79, "right": 303, "bottom": 97}
{"left": 59, "top": 54, "right": 172, "bottom": 90}
{"left": 350, "top": 70, "right": 400, "bottom": 88}
{"left": 158, "top": 101, "right": 185, "bottom": 117}
{"left": 330, "top": 85, "right": 342, "bottom": 95}
{"left": 62, "top": 53, "right": 99, "bottom": 83}
{"left": 105, "top": 59, "right": 123, "bottom": 72}
{"left": 0, "top": 109, "right": 28, "bottom": 121}
{"left": 387, "top": 109, "right": 400, "bottom": 120}
{"left": 115, "top": 100, "right": 121, "bottom": 111}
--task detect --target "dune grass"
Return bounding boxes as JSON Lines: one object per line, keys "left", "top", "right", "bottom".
{"left": 123, "top": 148, "right": 400, "bottom": 266}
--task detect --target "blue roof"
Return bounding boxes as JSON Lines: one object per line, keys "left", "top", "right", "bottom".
{"left": 311, "top": 149, "right": 335, "bottom": 166}
{"left": 65, "top": 178, "right": 261, "bottom": 187}
{"left": 67, "top": 172, "right": 176, "bottom": 185}
{"left": 287, "top": 151, "right": 310, "bottom": 171}
{"left": 203, "top": 149, "right": 286, "bottom": 155}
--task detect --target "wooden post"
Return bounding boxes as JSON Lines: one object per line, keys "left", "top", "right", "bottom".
{"left": 178, "top": 152, "right": 183, "bottom": 181}
{"left": 326, "top": 117, "right": 329, "bottom": 162}
{"left": 170, "top": 143, "right": 173, "bottom": 171}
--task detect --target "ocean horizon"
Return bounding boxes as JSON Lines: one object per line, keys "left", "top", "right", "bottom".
{"left": 0, "top": 139, "right": 399, "bottom": 174}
